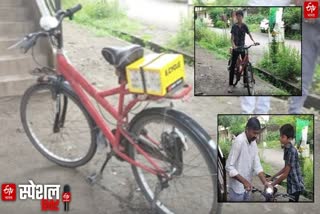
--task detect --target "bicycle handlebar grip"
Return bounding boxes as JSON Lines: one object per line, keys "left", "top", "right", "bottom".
{"left": 22, "top": 35, "right": 37, "bottom": 53}
{"left": 66, "top": 4, "right": 82, "bottom": 17}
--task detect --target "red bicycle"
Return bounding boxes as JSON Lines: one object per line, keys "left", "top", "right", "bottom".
{"left": 228, "top": 43, "right": 260, "bottom": 95}
{"left": 11, "top": 4, "right": 217, "bottom": 214}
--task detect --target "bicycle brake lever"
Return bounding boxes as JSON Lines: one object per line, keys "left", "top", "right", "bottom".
{"left": 7, "top": 37, "right": 27, "bottom": 50}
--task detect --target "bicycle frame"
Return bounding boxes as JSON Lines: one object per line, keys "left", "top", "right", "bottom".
{"left": 236, "top": 50, "right": 249, "bottom": 75}
{"left": 55, "top": 50, "right": 192, "bottom": 177}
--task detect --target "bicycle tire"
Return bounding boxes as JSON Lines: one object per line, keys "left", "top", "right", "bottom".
{"left": 127, "top": 107, "right": 217, "bottom": 214}
{"left": 20, "top": 82, "right": 97, "bottom": 168}
{"left": 245, "top": 63, "right": 255, "bottom": 95}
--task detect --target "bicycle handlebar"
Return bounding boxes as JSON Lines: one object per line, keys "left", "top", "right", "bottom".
{"left": 8, "top": 4, "right": 82, "bottom": 53}
{"left": 65, "top": 4, "right": 82, "bottom": 19}
{"left": 234, "top": 43, "right": 260, "bottom": 51}
{"left": 250, "top": 186, "right": 295, "bottom": 201}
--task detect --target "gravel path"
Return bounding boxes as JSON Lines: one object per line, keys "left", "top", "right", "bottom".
{"left": 195, "top": 45, "right": 281, "bottom": 95}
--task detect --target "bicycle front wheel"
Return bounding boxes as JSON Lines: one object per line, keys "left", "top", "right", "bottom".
{"left": 20, "top": 83, "right": 97, "bottom": 167}
{"left": 245, "top": 63, "right": 255, "bottom": 95}
{"left": 128, "top": 108, "right": 217, "bottom": 214}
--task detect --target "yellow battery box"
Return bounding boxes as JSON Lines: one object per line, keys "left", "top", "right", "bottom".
{"left": 126, "top": 53, "right": 185, "bottom": 96}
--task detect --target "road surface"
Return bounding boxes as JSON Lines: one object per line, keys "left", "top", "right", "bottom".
{"left": 119, "top": 0, "right": 188, "bottom": 31}
{"left": 195, "top": 46, "right": 283, "bottom": 95}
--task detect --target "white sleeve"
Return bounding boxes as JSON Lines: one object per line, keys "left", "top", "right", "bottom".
{"left": 253, "top": 143, "right": 263, "bottom": 176}
{"left": 225, "top": 140, "right": 241, "bottom": 177}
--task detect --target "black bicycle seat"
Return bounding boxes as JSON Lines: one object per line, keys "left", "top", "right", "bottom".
{"left": 102, "top": 45, "right": 144, "bottom": 71}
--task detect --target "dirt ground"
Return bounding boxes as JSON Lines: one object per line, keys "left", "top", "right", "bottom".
{"left": 195, "top": 46, "right": 281, "bottom": 96}
{"left": 0, "top": 21, "right": 319, "bottom": 214}
{"left": 195, "top": 46, "right": 284, "bottom": 96}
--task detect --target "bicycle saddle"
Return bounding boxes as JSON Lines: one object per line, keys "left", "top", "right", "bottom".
{"left": 102, "top": 45, "right": 144, "bottom": 71}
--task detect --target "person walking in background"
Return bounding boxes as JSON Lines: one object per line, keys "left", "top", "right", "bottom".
{"left": 241, "top": 97, "right": 271, "bottom": 114}
{"left": 241, "top": 0, "right": 292, "bottom": 114}
{"left": 289, "top": 0, "right": 320, "bottom": 113}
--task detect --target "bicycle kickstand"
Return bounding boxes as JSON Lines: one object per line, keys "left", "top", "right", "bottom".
{"left": 86, "top": 151, "right": 115, "bottom": 185}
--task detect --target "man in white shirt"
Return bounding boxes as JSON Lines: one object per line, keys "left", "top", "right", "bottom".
{"left": 225, "top": 117, "right": 271, "bottom": 201}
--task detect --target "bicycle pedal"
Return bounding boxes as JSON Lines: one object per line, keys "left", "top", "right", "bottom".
{"left": 86, "top": 172, "right": 102, "bottom": 185}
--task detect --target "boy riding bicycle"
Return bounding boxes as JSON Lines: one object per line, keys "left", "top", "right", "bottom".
{"left": 229, "top": 10, "right": 259, "bottom": 93}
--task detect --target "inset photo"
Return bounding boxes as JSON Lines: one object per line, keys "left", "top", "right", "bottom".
{"left": 217, "top": 115, "right": 314, "bottom": 202}
{"left": 194, "top": 6, "right": 302, "bottom": 96}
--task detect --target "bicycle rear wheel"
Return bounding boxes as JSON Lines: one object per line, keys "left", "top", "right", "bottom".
{"left": 20, "top": 82, "right": 97, "bottom": 167}
{"left": 127, "top": 108, "right": 217, "bottom": 214}
{"left": 245, "top": 63, "right": 255, "bottom": 95}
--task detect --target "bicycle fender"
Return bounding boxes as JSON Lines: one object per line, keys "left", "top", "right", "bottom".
{"left": 37, "top": 75, "right": 96, "bottom": 128}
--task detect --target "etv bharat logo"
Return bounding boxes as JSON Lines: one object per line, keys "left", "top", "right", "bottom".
{"left": 1, "top": 181, "right": 72, "bottom": 212}
{"left": 304, "top": 1, "right": 319, "bottom": 19}
{"left": 2, "top": 184, "right": 16, "bottom": 201}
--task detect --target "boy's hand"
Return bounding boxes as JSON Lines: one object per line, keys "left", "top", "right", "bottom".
{"left": 266, "top": 176, "right": 273, "bottom": 182}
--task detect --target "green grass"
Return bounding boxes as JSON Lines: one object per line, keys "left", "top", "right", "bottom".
{"left": 312, "top": 64, "right": 320, "bottom": 95}
{"left": 218, "top": 139, "right": 232, "bottom": 159}
{"left": 247, "top": 23, "right": 260, "bottom": 33}
{"left": 195, "top": 19, "right": 230, "bottom": 59}
{"left": 285, "top": 33, "right": 302, "bottom": 41}
{"left": 270, "top": 88, "right": 290, "bottom": 95}
{"left": 301, "top": 157, "right": 314, "bottom": 191}
{"left": 258, "top": 44, "right": 301, "bottom": 82}
{"left": 260, "top": 158, "right": 275, "bottom": 175}
{"left": 62, "top": 0, "right": 142, "bottom": 36}
{"left": 167, "top": 16, "right": 194, "bottom": 54}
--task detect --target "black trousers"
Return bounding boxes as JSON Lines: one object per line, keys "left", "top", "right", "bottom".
{"left": 229, "top": 50, "right": 245, "bottom": 86}
{"left": 289, "top": 191, "right": 301, "bottom": 202}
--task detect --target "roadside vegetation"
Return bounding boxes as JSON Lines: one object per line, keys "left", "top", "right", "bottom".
{"left": 167, "top": 16, "right": 194, "bottom": 54}
{"left": 311, "top": 64, "right": 320, "bottom": 95}
{"left": 62, "top": 0, "right": 141, "bottom": 36}
{"left": 257, "top": 45, "right": 301, "bottom": 83}
{"left": 195, "top": 18, "right": 229, "bottom": 59}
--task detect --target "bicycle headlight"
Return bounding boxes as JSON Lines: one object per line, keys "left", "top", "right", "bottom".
{"left": 266, "top": 187, "right": 274, "bottom": 194}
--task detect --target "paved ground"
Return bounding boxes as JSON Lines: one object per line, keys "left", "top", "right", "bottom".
{"left": 195, "top": 45, "right": 281, "bottom": 95}
{"left": 0, "top": 21, "right": 319, "bottom": 213}
{"left": 119, "top": 0, "right": 188, "bottom": 32}
{"left": 260, "top": 148, "right": 284, "bottom": 169}
{"left": 119, "top": 0, "right": 192, "bottom": 54}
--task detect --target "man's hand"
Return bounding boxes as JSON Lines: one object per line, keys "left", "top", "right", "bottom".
{"left": 232, "top": 44, "right": 237, "bottom": 49}
{"left": 243, "top": 180, "right": 253, "bottom": 191}
{"left": 264, "top": 181, "right": 273, "bottom": 190}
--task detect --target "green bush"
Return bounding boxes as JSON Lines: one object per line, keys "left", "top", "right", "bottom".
{"left": 245, "top": 14, "right": 265, "bottom": 25}
{"left": 219, "top": 139, "right": 232, "bottom": 159}
{"left": 247, "top": 23, "right": 260, "bottom": 33}
{"left": 258, "top": 45, "right": 301, "bottom": 81}
{"left": 214, "top": 20, "right": 227, "bottom": 28}
{"left": 266, "top": 131, "right": 279, "bottom": 142}
{"left": 168, "top": 16, "right": 194, "bottom": 53}
{"left": 312, "top": 64, "right": 320, "bottom": 95}
{"left": 195, "top": 18, "right": 230, "bottom": 58}
{"left": 301, "top": 158, "right": 313, "bottom": 191}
